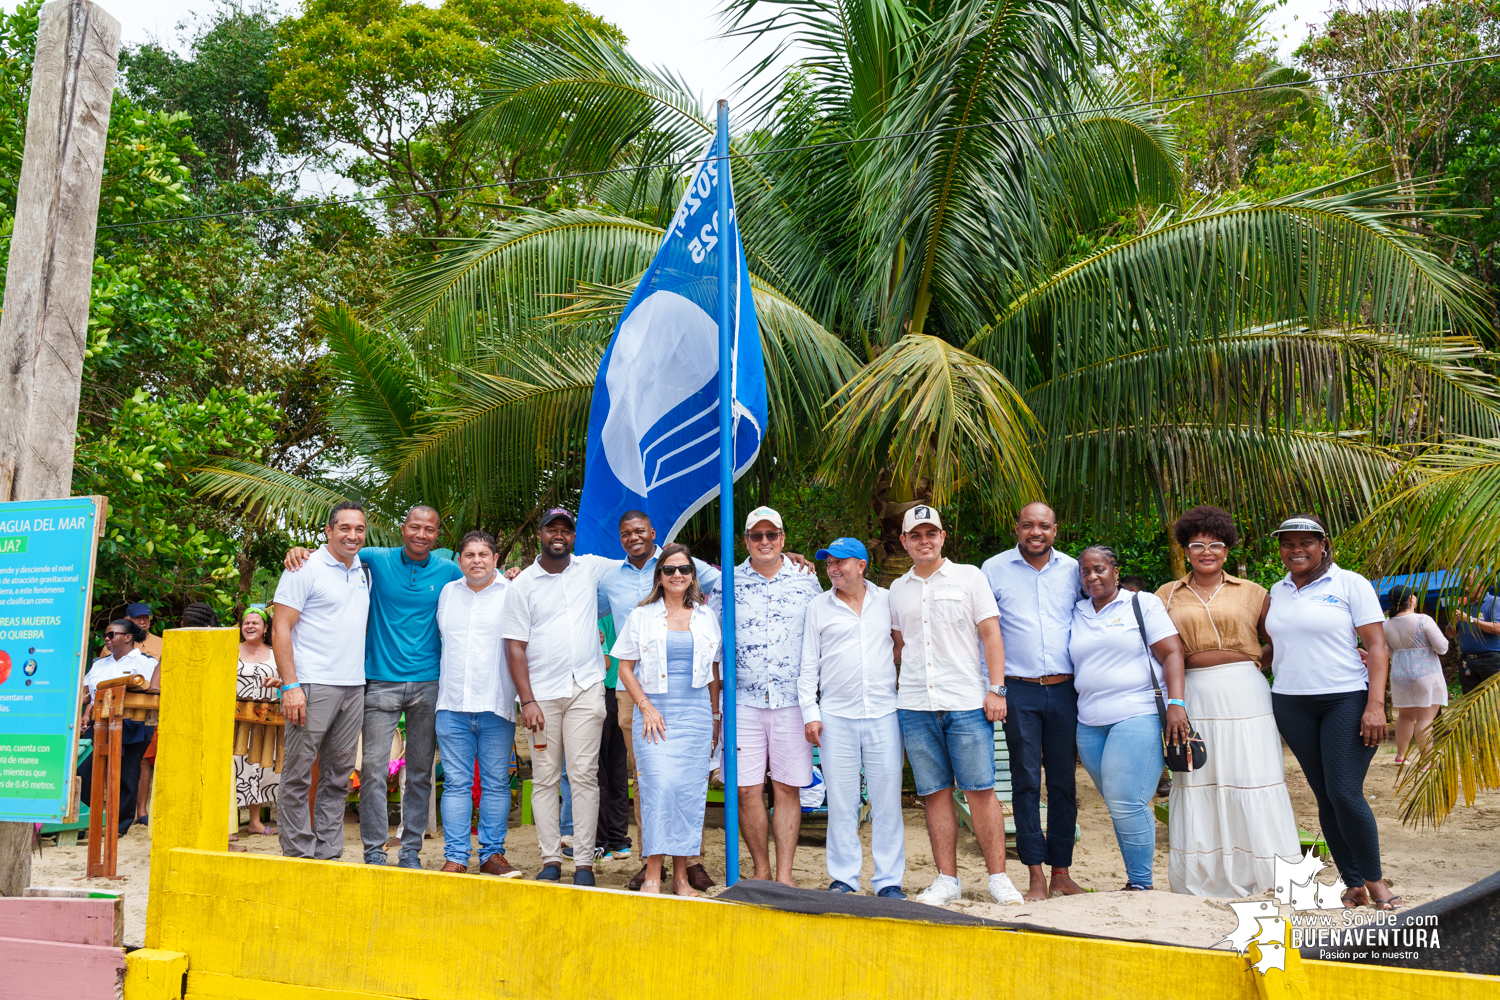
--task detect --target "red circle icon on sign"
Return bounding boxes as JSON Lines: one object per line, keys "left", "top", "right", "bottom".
{"left": 0, "top": 650, "right": 10, "bottom": 684}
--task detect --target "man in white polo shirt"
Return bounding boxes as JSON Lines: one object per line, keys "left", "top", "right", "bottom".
{"left": 272, "top": 500, "right": 371, "bottom": 860}
{"left": 889, "top": 505, "right": 1023, "bottom": 906}
{"left": 800, "top": 537, "right": 905, "bottom": 898}
{"left": 503, "top": 507, "right": 616, "bottom": 886}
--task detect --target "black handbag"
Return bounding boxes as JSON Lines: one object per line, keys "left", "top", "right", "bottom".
{"left": 1131, "top": 594, "right": 1207, "bottom": 773}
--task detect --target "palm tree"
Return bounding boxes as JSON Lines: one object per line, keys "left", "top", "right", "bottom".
{"left": 1340, "top": 439, "right": 1500, "bottom": 827}
{"left": 199, "top": 0, "right": 1496, "bottom": 589}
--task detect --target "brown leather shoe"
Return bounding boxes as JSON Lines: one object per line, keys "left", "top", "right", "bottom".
{"left": 440, "top": 861, "right": 468, "bottom": 873}
{"left": 686, "top": 863, "right": 716, "bottom": 892}
{"left": 480, "top": 854, "right": 521, "bottom": 879}
{"left": 627, "top": 863, "right": 649, "bottom": 891}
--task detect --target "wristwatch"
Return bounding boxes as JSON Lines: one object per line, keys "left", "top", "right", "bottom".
{"left": 988, "top": 684, "right": 1007, "bottom": 697}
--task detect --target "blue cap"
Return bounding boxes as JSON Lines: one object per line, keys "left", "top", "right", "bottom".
{"left": 125, "top": 602, "right": 152, "bottom": 617}
{"left": 540, "top": 507, "right": 576, "bottom": 527}
{"left": 816, "top": 537, "right": 868, "bottom": 561}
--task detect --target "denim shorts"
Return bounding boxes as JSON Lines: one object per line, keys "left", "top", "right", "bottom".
{"left": 898, "top": 708, "right": 996, "bottom": 796}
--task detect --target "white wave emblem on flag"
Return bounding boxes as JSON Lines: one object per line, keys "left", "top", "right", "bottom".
{"left": 600, "top": 289, "right": 720, "bottom": 495}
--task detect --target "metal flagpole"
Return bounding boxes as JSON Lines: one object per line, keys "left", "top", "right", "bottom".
{"left": 715, "top": 98, "right": 739, "bottom": 887}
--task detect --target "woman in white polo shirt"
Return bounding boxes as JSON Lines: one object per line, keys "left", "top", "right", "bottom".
{"left": 1069, "top": 545, "right": 1191, "bottom": 891}
{"left": 1261, "top": 513, "right": 1399, "bottom": 911}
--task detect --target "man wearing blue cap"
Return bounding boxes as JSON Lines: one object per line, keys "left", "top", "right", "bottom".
{"left": 799, "top": 538, "right": 905, "bottom": 897}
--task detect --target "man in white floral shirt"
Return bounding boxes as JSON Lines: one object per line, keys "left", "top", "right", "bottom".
{"left": 712, "top": 505, "right": 823, "bottom": 885}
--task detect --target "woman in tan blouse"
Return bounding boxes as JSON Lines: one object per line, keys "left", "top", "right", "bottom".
{"left": 1156, "top": 506, "right": 1300, "bottom": 897}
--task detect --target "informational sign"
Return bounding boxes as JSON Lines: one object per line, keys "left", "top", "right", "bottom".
{"left": 0, "top": 496, "right": 105, "bottom": 822}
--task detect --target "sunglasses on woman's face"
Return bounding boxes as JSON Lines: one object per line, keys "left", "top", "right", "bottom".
{"left": 105, "top": 631, "right": 129, "bottom": 639}
{"left": 660, "top": 564, "right": 695, "bottom": 576}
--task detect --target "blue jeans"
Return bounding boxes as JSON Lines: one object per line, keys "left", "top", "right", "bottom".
{"left": 898, "top": 708, "right": 996, "bottom": 796}
{"left": 559, "top": 768, "right": 573, "bottom": 837}
{"left": 1076, "top": 713, "right": 1164, "bottom": 888}
{"left": 435, "top": 710, "right": 516, "bottom": 865}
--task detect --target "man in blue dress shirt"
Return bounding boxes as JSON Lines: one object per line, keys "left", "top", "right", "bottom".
{"left": 981, "top": 502, "right": 1085, "bottom": 901}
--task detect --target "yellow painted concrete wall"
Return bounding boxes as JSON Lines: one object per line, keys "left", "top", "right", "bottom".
{"left": 133, "top": 627, "right": 1500, "bottom": 1000}
{"left": 141, "top": 846, "right": 1497, "bottom": 1000}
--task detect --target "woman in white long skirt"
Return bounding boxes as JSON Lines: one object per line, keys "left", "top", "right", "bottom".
{"left": 1155, "top": 506, "right": 1301, "bottom": 897}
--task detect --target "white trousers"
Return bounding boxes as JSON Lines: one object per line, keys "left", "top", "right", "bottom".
{"left": 821, "top": 711, "right": 905, "bottom": 892}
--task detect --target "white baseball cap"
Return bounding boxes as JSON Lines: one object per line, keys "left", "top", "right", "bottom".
{"left": 744, "top": 506, "right": 784, "bottom": 532}
{"left": 902, "top": 504, "right": 943, "bottom": 532}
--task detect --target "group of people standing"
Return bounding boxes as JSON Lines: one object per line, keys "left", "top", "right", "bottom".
{"left": 248, "top": 492, "right": 1434, "bottom": 911}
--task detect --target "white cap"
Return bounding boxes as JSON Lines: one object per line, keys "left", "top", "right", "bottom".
{"left": 901, "top": 504, "right": 943, "bottom": 533}
{"left": 744, "top": 505, "right": 784, "bottom": 532}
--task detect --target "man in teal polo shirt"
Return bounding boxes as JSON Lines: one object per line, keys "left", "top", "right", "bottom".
{"left": 284, "top": 505, "right": 461, "bottom": 867}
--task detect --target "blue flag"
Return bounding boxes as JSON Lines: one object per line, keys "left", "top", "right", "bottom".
{"left": 576, "top": 123, "right": 766, "bottom": 557}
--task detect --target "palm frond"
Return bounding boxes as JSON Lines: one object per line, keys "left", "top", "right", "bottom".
{"left": 1340, "top": 437, "right": 1500, "bottom": 581}
{"left": 387, "top": 208, "right": 665, "bottom": 352}
{"left": 189, "top": 458, "right": 401, "bottom": 545}
{"left": 1047, "top": 422, "right": 1402, "bottom": 529}
{"left": 385, "top": 340, "right": 604, "bottom": 507}
{"left": 1396, "top": 673, "right": 1500, "bottom": 828}
{"left": 316, "top": 304, "right": 424, "bottom": 463}
{"left": 817, "top": 333, "right": 1042, "bottom": 513}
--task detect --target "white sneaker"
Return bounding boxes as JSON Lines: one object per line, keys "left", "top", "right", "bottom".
{"left": 989, "top": 872, "right": 1024, "bottom": 905}
{"left": 914, "top": 876, "right": 962, "bottom": 907}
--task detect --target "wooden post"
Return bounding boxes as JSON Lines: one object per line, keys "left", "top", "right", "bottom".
{"left": 0, "top": 0, "right": 120, "bottom": 898}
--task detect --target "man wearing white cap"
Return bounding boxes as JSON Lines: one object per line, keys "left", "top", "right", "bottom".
{"left": 713, "top": 505, "right": 823, "bottom": 886}
{"left": 800, "top": 537, "right": 905, "bottom": 897}
{"left": 889, "top": 505, "right": 1024, "bottom": 906}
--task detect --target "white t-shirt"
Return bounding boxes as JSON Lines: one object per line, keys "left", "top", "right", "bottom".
{"left": 1264, "top": 563, "right": 1384, "bottom": 695}
{"left": 1069, "top": 591, "right": 1178, "bottom": 727}
{"left": 272, "top": 545, "right": 370, "bottom": 686}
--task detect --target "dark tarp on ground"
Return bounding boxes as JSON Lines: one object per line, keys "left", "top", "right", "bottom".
{"left": 714, "top": 879, "right": 1192, "bottom": 948}
{"left": 1298, "top": 869, "right": 1500, "bottom": 975}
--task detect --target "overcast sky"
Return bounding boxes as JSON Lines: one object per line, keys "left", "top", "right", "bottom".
{"left": 22, "top": 0, "right": 1335, "bottom": 104}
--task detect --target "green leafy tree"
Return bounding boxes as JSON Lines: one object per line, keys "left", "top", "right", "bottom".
{"left": 75, "top": 388, "right": 281, "bottom": 616}
{"left": 268, "top": 0, "right": 621, "bottom": 236}
{"left": 1110, "top": 0, "right": 1317, "bottom": 195}
{"left": 1297, "top": 0, "right": 1500, "bottom": 210}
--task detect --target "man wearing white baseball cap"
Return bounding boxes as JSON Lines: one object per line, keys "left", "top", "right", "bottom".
{"left": 713, "top": 504, "right": 823, "bottom": 886}
{"left": 888, "top": 504, "right": 1024, "bottom": 906}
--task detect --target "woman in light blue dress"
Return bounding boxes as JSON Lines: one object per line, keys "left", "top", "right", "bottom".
{"left": 611, "top": 543, "right": 722, "bottom": 895}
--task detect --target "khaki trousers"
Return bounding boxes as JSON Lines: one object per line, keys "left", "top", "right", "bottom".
{"left": 530, "top": 679, "right": 606, "bottom": 866}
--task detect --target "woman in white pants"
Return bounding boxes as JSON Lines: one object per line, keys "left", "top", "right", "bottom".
{"left": 799, "top": 538, "right": 906, "bottom": 898}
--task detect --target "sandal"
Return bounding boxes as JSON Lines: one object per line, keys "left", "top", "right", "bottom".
{"left": 1371, "top": 894, "right": 1404, "bottom": 911}
{"left": 641, "top": 878, "right": 662, "bottom": 894}
{"left": 1122, "top": 883, "right": 1153, "bottom": 891}
{"left": 1340, "top": 887, "right": 1367, "bottom": 909}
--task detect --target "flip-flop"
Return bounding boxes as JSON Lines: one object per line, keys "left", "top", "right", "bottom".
{"left": 1371, "top": 894, "right": 1404, "bottom": 911}
{"left": 1341, "top": 888, "right": 1366, "bottom": 909}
